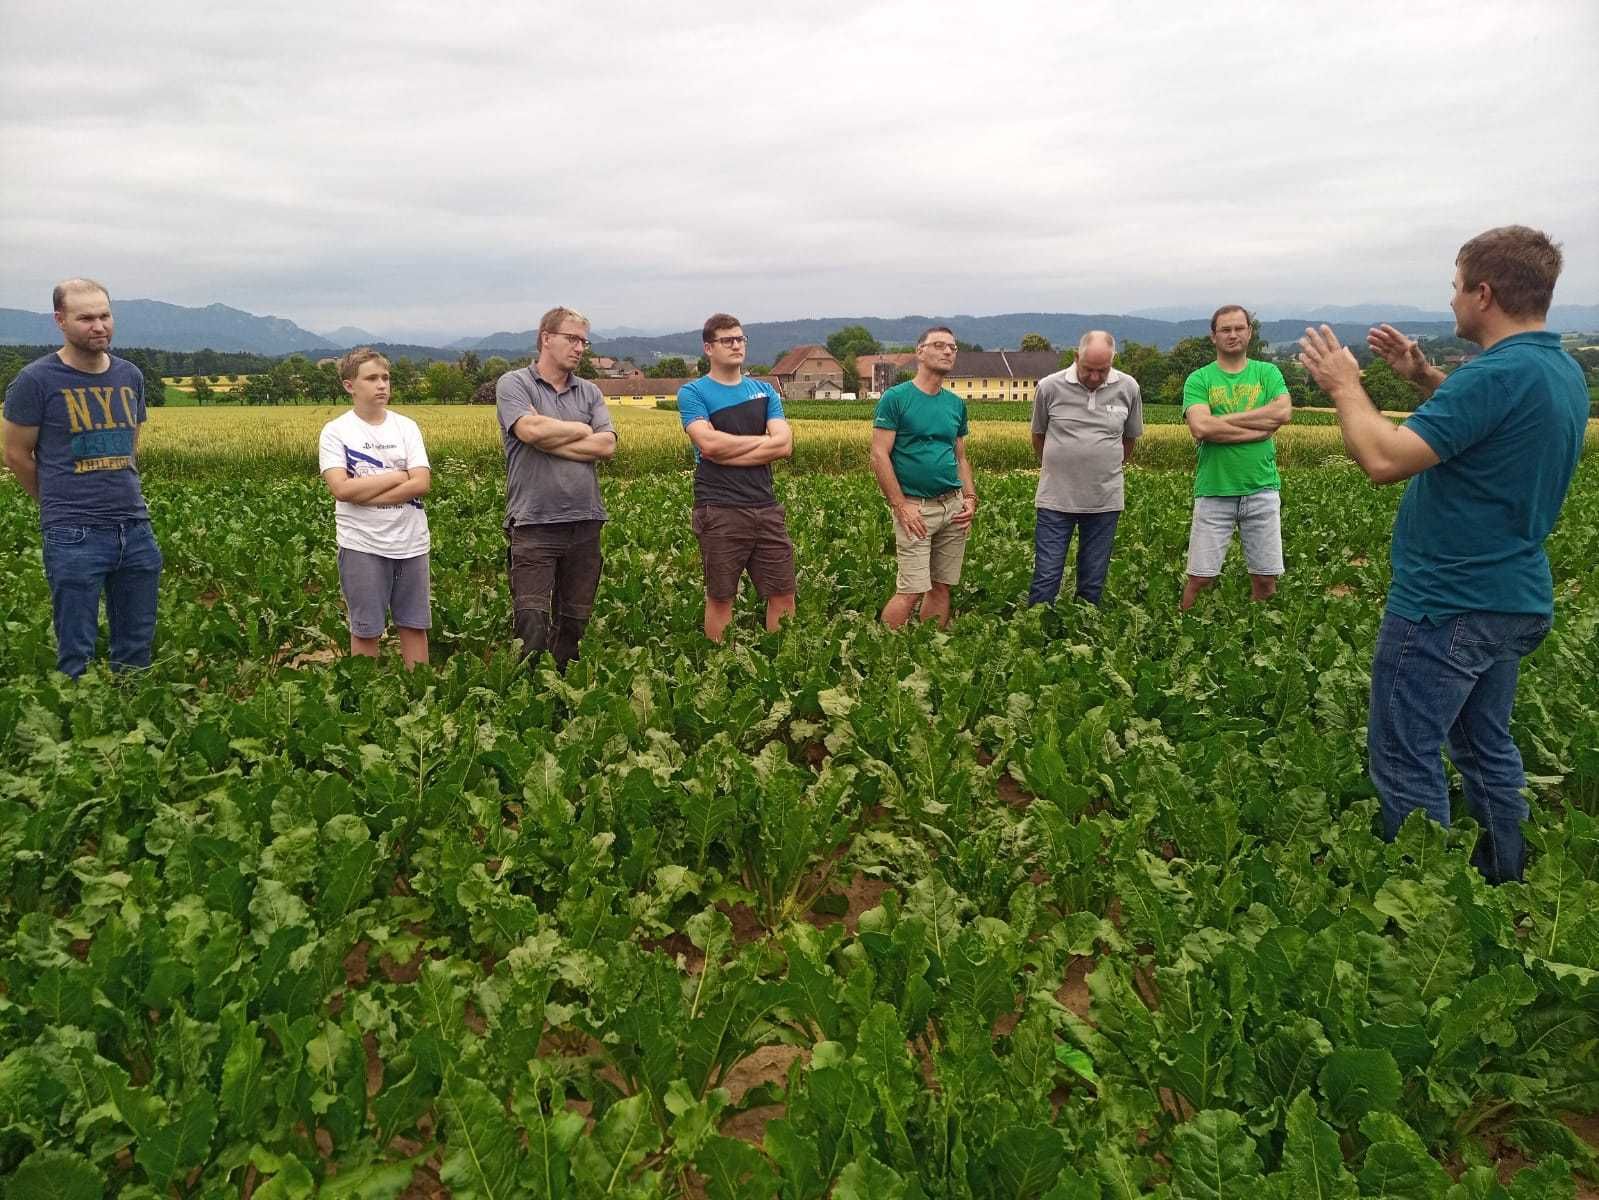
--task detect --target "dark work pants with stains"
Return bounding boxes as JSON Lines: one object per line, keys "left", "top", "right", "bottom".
{"left": 507, "top": 520, "right": 603, "bottom": 672}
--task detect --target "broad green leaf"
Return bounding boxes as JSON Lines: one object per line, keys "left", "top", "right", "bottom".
{"left": 834, "top": 1154, "right": 913, "bottom": 1200}
{"left": 1357, "top": 1112, "right": 1450, "bottom": 1200}
{"left": 1169, "top": 1109, "right": 1265, "bottom": 1200}
{"left": 1317, "top": 1047, "right": 1401, "bottom": 1126}
{"left": 219, "top": 1003, "right": 269, "bottom": 1132}
{"left": 318, "top": 1155, "right": 429, "bottom": 1200}
{"left": 1273, "top": 1090, "right": 1356, "bottom": 1200}
{"left": 437, "top": 1070, "right": 521, "bottom": 1200}
{"left": 695, "top": 1135, "right": 780, "bottom": 1200}
{"left": 3, "top": 1148, "right": 104, "bottom": 1200}
{"left": 989, "top": 1124, "right": 1068, "bottom": 1198}
{"left": 135, "top": 1092, "right": 218, "bottom": 1193}
{"left": 570, "top": 1093, "right": 662, "bottom": 1197}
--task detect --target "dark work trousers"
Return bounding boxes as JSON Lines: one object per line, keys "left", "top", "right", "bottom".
{"left": 507, "top": 520, "right": 603, "bottom": 671}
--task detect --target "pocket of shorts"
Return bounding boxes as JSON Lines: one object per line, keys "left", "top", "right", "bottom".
{"left": 43, "top": 525, "right": 89, "bottom": 546}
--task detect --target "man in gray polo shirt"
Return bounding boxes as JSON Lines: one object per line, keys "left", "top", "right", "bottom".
{"left": 496, "top": 306, "right": 617, "bottom": 671}
{"left": 1027, "top": 330, "right": 1143, "bottom": 605}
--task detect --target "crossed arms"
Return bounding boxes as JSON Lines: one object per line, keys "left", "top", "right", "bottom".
{"left": 511, "top": 412, "right": 617, "bottom": 462}
{"left": 321, "top": 466, "right": 431, "bottom": 505}
{"left": 684, "top": 418, "right": 792, "bottom": 467}
{"left": 1184, "top": 394, "right": 1293, "bottom": 444}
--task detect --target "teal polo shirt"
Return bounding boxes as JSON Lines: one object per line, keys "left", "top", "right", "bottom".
{"left": 1388, "top": 331, "right": 1587, "bottom": 622}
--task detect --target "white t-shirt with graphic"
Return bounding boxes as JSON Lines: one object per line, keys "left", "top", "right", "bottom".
{"left": 317, "top": 409, "right": 431, "bottom": 557}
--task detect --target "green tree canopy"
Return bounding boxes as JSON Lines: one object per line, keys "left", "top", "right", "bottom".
{"left": 190, "top": 374, "right": 214, "bottom": 406}
{"left": 1019, "top": 333, "right": 1053, "bottom": 352}
{"left": 646, "top": 357, "right": 690, "bottom": 379}
{"left": 1114, "top": 340, "right": 1168, "bottom": 399}
{"left": 424, "top": 361, "right": 472, "bottom": 404}
{"left": 826, "top": 325, "right": 882, "bottom": 361}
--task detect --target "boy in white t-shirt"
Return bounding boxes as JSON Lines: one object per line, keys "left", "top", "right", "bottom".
{"left": 317, "top": 348, "right": 432, "bottom": 668}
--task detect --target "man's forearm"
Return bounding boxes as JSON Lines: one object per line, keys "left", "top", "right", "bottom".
{"left": 870, "top": 452, "right": 908, "bottom": 506}
{"left": 521, "top": 415, "right": 595, "bottom": 449}
{"left": 547, "top": 432, "right": 616, "bottom": 462}
{"left": 362, "top": 475, "right": 429, "bottom": 505}
{"left": 1329, "top": 382, "right": 1408, "bottom": 475}
{"left": 334, "top": 470, "right": 410, "bottom": 503}
{"left": 1031, "top": 433, "right": 1045, "bottom": 461}
{"left": 4, "top": 450, "right": 40, "bottom": 500}
{"left": 697, "top": 429, "right": 768, "bottom": 462}
{"left": 719, "top": 433, "right": 790, "bottom": 466}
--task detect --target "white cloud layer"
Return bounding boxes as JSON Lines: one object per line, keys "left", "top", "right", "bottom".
{"left": 2, "top": 0, "right": 1595, "bottom": 338}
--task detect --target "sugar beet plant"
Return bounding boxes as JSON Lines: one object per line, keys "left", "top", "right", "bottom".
{"left": 1, "top": 460, "right": 1596, "bottom": 1198}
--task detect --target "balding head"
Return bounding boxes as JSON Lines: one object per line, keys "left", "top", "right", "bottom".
{"left": 53, "top": 278, "right": 110, "bottom": 313}
{"left": 1075, "top": 330, "right": 1115, "bottom": 390}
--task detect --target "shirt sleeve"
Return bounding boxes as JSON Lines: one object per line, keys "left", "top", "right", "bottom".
{"left": 872, "top": 389, "right": 900, "bottom": 430}
{"left": 587, "top": 386, "right": 615, "bottom": 436}
{"left": 1031, "top": 382, "right": 1050, "bottom": 436}
{"left": 678, "top": 381, "right": 708, "bottom": 429}
{"left": 2, "top": 370, "right": 44, "bottom": 426}
{"left": 1260, "top": 362, "right": 1289, "bottom": 402}
{"left": 1401, "top": 364, "right": 1506, "bottom": 463}
{"left": 956, "top": 398, "right": 969, "bottom": 439}
{"left": 764, "top": 382, "right": 785, "bottom": 422}
{"left": 1181, "top": 369, "right": 1208, "bottom": 412}
{"left": 405, "top": 417, "right": 430, "bottom": 470}
{"left": 318, "top": 419, "right": 345, "bottom": 474}
{"left": 496, "top": 372, "right": 533, "bottom": 436}
{"left": 1124, "top": 381, "right": 1144, "bottom": 437}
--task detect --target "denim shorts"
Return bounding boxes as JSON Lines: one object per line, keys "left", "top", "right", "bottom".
{"left": 337, "top": 547, "right": 431, "bottom": 637}
{"left": 1186, "top": 490, "right": 1283, "bottom": 577}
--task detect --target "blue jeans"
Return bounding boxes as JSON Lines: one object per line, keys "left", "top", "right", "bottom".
{"left": 1028, "top": 509, "right": 1120, "bottom": 605}
{"left": 1368, "top": 608, "right": 1552, "bottom": 884}
{"left": 41, "top": 521, "right": 163, "bottom": 678}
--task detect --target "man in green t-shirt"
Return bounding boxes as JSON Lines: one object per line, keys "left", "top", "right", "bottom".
{"left": 870, "top": 325, "right": 976, "bottom": 628}
{"left": 1179, "top": 305, "right": 1293, "bottom": 610}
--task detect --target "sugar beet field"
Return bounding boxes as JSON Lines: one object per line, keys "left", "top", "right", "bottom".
{"left": 2, "top": 416, "right": 1598, "bottom": 1199}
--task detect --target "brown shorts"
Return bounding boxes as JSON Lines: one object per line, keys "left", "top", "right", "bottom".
{"left": 691, "top": 503, "right": 796, "bottom": 601}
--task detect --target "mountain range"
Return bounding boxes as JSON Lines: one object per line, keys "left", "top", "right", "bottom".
{"left": 2, "top": 299, "right": 1595, "bottom": 362}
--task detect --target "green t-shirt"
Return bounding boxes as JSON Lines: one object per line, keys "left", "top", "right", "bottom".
{"left": 1181, "top": 359, "right": 1288, "bottom": 497}
{"left": 873, "top": 380, "right": 969, "bottom": 498}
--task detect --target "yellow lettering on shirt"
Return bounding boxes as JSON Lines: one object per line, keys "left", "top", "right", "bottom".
{"left": 74, "top": 455, "right": 132, "bottom": 474}
{"left": 63, "top": 388, "right": 95, "bottom": 433}
{"left": 119, "top": 386, "right": 138, "bottom": 426}
{"left": 90, "top": 386, "right": 117, "bottom": 428}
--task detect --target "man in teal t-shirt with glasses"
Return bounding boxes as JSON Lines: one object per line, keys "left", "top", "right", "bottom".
{"left": 1299, "top": 225, "right": 1588, "bottom": 884}
{"left": 1179, "top": 305, "right": 1294, "bottom": 611}
{"left": 870, "top": 326, "right": 976, "bottom": 628}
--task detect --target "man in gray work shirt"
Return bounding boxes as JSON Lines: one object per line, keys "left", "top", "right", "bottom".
{"left": 1027, "top": 330, "right": 1143, "bottom": 605}
{"left": 496, "top": 306, "right": 617, "bottom": 671}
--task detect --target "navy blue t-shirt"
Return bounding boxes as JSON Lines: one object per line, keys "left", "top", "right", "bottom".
{"left": 2, "top": 352, "right": 150, "bottom": 528}
{"left": 677, "top": 375, "right": 785, "bottom": 507}
{"left": 1389, "top": 331, "right": 1587, "bottom": 621}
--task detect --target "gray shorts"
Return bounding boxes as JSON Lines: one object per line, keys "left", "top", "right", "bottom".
{"left": 337, "top": 547, "right": 431, "bottom": 637}
{"left": 1186, "top": 491, "right": 1284, "bottom": 578}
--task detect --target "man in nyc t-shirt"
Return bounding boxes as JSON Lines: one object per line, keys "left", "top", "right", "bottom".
{"left": 2, "top": 279, "right": 163, "bottom": 677}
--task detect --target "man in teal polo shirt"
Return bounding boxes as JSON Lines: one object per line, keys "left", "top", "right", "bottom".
{"left": 870, "top": 325, "right": 976, "bottom": 628}
{"left": 1299, "top": 225, "right": 1587, "bottom": 883}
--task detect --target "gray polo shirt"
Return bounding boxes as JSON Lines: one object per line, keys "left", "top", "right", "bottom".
{"left": 497, "top": 368, "right": 616, "bottom": 529}
{"left": 1031, "top": 364, "right": 1143, "bottom": 513}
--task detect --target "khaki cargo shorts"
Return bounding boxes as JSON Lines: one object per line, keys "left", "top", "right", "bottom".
{"left": 893, "top": 489, "right": 970, "bottom": 594}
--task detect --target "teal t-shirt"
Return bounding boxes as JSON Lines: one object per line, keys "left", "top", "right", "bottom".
{"left": 1181, "top": 359, "right": 1288, "bottom": 497}
{"left": 1388, "top": 331, "right": 1587, "bottom": 622}
{"left": 873, "top": 380, "right": 969, "bottom": 498}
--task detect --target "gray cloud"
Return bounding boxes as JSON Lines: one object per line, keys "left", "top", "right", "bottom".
{"left": 2, "top": 0, "right": 1594, "bottom": 338}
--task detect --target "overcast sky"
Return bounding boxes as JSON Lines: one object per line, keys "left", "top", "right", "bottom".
{"left": 2, "top": 0, "right": 1595, "bottom": 340}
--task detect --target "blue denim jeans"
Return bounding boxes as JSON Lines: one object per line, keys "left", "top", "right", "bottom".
{"left": 1028, "top": 509, "right": 1120, "bottom": 605}
{"left": 41, "top": 521, "right": 163, "bottom": 678}
{"left": 1368, "top": 608, "right": 1552, "bottom": 883}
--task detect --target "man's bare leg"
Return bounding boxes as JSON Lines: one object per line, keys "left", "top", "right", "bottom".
{"left": 765, "top": 592, "right": 795, "bottom": 632}
{"left": 1180, "top": 575, "right": 1216, "bottom": 611}
{"left": 397, "top": 627, "right": 429, "bottom": 669}
{"left": 350, "top": 634, "right": 381, "bottom": 659}
{"left": 921, "top": 582, "right": 953, "bottom": 628}
{"left": 704, "top": 595, "right": 735, "bottom": 642}
{"left": 1249, "top": 574, "right": 1278, "bottom": 602}
{"left": 881, "top": 592, "right": 922, "bottom": 628}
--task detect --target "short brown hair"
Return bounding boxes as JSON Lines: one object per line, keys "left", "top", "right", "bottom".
{"left": 53, "top": 278, "right": 110, "bottom": 313}
{"left": 1210, "top": 305, "right": 1250, "bottom": 332}
{"left": 1456, "top": 225, "right": 1563, "bottom": 319}
{"left": 337, "top": 347, "right": 390, "bottom": 381}
{"left": 917, "top": 325, "right": 956, "bottom": 347}
{"left": 538, "top": 306, "right": 589, "bottom": 352}
{"left": 703, "top": 313, "right": 742, "bottom": 343}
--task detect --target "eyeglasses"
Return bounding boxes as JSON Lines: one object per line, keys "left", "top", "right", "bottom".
{"left": 550, "top": 332, "right": 591, "bottom": 349}
{"left": 921, "top": 341, "right": 958, "bottom": 352}
{"left": 711, "top": 336, "right": 747, "bottom": 347}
